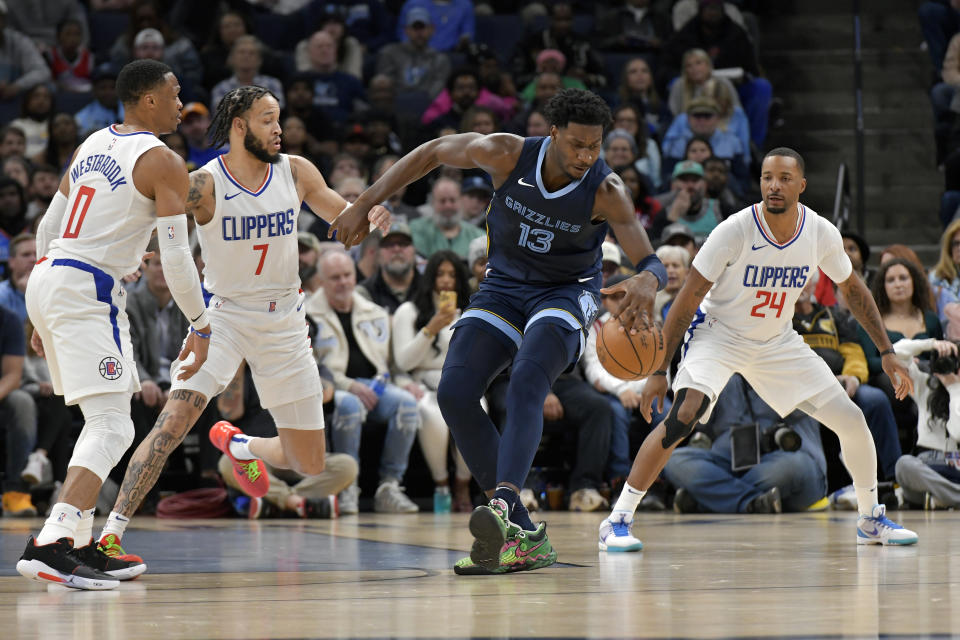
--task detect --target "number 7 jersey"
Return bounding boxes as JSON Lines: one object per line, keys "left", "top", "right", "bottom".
{"left": 196, "top": 153, "right": 301, "bottom": 302}
{"left": 691, "top": 203, "right": 853, "bottom": 342}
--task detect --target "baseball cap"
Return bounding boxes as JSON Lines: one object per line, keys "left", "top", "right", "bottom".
{"left": 671, "top": 160, "right": 704, "bottom": 180}
{"left": 601, "top": 241, "right": 622, "bottom": 266}
{"left": 687, "top": 96, "right": 720, "bottom": 116}
{"left": 298, "top": 231, "right": 321, "bottom": 253}
{"left": 468, "top": 235, "right": 487, "bottom": 267}
{"left": 406, "top": 7, "right": 432, "bottom": 26}
{"left": 661, "top": 222, "right": 696, "bottom": 246}
{"left": 133, "top": 28, "right": 164, "bottom": 48}
{"left": 461, "top": 176, "right": 493, "bottom": 196}
{"left": 181, "top": 102, "right": 210, "bottom": 119}
{"left": 382, "top": 221, "right": 413, "bottom": 243}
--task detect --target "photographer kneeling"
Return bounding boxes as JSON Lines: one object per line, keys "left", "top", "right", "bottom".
{"left": 893, "top": 339, "right": 960, "bottom": 509}
{"left": 663, "top": 374, "right": 827, "bottom": 514}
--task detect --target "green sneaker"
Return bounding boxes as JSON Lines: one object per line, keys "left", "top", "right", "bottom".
{"left": 453, "top": 556, "right": 505, "bottom": 575}
{"left": 453, "top": 522, "right": 558, "bottom": 575}
{"left": 468, "top": 498, "right": 519, "bottom": 571}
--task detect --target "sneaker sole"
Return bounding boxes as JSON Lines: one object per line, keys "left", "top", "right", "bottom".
{"left": 598, "top": 539, "right": 643, "bottom": 552}
{"left": 104, "top": 563, "right": 147, "bottom": 580}
{"left": 469, "top": 507, "right": 507, "bottom": 571}
{"left": 16, "top": 559, "right": 119, "bottom": 590}
{"left": 857, "top": 535, "right": 919, "bottom": 546}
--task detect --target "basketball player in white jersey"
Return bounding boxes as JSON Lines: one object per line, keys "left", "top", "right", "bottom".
{"left": 93, "top": 85, "right": 390, "bottom": 569}
{"left": 15, "top": 60, "right": 212, "bottom": 590}
{"left": 598, "top": 148, "right": 920, "bottom": 551}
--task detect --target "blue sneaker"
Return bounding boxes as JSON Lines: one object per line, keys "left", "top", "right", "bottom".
{"left": 857, "top": 504, "right": 918, "bottom": 546}
{"left": 598, "top": 513, "right": 643, "bottom": 552}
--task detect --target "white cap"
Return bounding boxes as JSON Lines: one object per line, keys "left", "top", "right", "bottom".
{"left": 601, "top": 241, "right": 622, "bottom": 265}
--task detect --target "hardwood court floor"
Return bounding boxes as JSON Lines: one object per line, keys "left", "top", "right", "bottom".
{"left": 1, "top": 510, "right": 958, "bottom": 639}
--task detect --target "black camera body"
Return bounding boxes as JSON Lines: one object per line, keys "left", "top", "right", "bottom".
{"left": 930, "top": 350, "right": 960, "bottom": 375}
{"left": 759, "top": 422, "right": 802, "bottom": 454}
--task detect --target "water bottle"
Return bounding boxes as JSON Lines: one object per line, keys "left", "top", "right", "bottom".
{"left": 369, "top": 372, "right": 390, "bottom": 397}
{"left": 433, "top": 486, "right": 451, "bottom": 513}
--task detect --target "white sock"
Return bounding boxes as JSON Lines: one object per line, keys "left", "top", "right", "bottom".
{"left": 72, "top": 508, "right": 95, "bottom": 547}
{"left": 37, "top": 503, "right": 82, "bottom": 545}
{"left": 854, "top": 484, "right": 878, "bottom": 517}
{"left": 228, "top": 434, "right": 260, "bottom": 460}
{"left": 100, "top": 510, "right": 131, "bottom": 542}
{"left": 611, "top": 482, "right": 646, "bottom": 520}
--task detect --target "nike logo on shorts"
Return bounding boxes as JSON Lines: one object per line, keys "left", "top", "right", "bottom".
{"left": 518, "top": 177, "right": 535, "bottom": 187}
{"left": 225, "top": 192, "right": 242, "bottom": 200}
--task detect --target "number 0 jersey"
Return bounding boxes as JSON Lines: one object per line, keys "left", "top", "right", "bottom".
{"left": 691, "top": 203, "right": 853, "bottom": 342}
{"left": 47, "top": 125, "right": 166, "bottom": 278}
{"left": 196, "top": 154, "right": 301, "bottom": 302}
{"left": 485, "top": 136, "right": 611, "bottom": 284}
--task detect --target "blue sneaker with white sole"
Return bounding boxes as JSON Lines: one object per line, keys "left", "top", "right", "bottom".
{"left": 598, "top": 513, "right": 643, "bottom": 552}
{"left": 856, "top": 504, "right": 918, "bottom": 546}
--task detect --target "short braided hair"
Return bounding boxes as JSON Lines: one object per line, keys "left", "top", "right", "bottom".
{"left": 208, "top": 85, "right": 277, "bottom": 149}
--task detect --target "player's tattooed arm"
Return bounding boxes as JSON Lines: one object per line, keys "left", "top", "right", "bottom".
{"left": 216, "top": 363, "right": 246, "bottom": 421}
{"left": 186, "top": 170, "right": 215, "bottom": 225}
{"left": 659, "top": 268, "right": 714, "bottom": 366}
{"left": 837, "top": 273, "right": 892, "bottom": 351}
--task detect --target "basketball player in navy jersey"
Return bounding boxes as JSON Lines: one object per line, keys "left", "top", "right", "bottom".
{"left": 331, "top": 89, "right": 667, "bottom": 574}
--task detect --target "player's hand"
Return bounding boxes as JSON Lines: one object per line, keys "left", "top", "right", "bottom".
{"left": 543, "top": 392, "right": 564, "bottom": 421}
{"left": 368, "top": 204, "right": 391, "bottom": 235}
{"left": 639, "top": 374, "right": 668, "bottom": 423}
{"left": 139, "top": 379, "right": 163, "bottom": 407}
{"left": 30, "top": 328, "right": 44, "bottom": 358}
{"left": 881, "top": 352, "right": 913, "bottom": 401}
{"left": 618, "top": 389, "right": 641, "bottom": 409}
{"left": 601, "top": 271, "right": 657, "bottom": 334}
{"left": 349, "top": 381, "right": 380, "bottom": 410}
{"left": 176, "top": 325, "right": 211, "bottom": 380}
{"left": 328, "top": 201, "right": 373, "bottom": 248}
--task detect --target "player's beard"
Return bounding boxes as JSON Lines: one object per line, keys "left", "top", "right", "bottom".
{"left": 244, "top": 129, "right": 281, "bottom": 164}
{"left": 765, "top": 196, "right": 788, "bottom": 214}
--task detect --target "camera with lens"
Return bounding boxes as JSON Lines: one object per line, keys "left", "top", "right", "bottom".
{"left": 930, "top": 350, "right": 960, "bottom": 375}
{"left": 759, "top": 422, "right": 802, "bottom": 454}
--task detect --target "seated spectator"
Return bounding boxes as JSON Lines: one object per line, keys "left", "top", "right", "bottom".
{"left": 5, "top": 0, "right": 88, "bottom": 50}
{"left": 919, "top": 0, "right": 960, "bottom": 81}
{"left": 341, "top": 125, "right": 373, "bottom": 165}
{"left": 459, "top": 176, "right": 492, "bottom": 227}
{"left": 366, "top": 74, "right": 397, "bottom": 114}
{"left": 0, "top": 5, "right": 52, "bottom": 103}
{"left": 793, "top": 272, "right": 901, "bottom": 486}
{"left": 467, "top": 234, "right": 486, "bottom": 292}
{"left": 616, "top": 57, "right": 671, "bottom": 135}
{"left": 358, "top": 222, "right": 422, "bottom": 314}
{"left": 160, "top": 131, "right": 193, "bottom": 171}
{"left": 281, "top": 74, "right": 338, "bottom": 160}
{"left": 306, "top": 249, "right": 422, "bottom": 513}
{"left": 38, "top": 115, "right": 79, "bottom": 176}
{"left": 302, "top": 31, "right": 366, "bottom": 124}
{"left": 326, "top": 152, "right": 367, "bottom": 186}
{"left": 180, "top": 102, "right": 223, "bottom": 167}
{"left": 930, "top": 218, "right": 960, "bottom": 302}
{"left": 684, "top": 135, "right": 713, "bottom": 166}
{"left": 660, "top": 221, "right": 699, "bottom": 261}
{"left": 664, "top": 374, "right": 827, "bottom": 513}
{"left": 422, "top": 67, "right": 513, "bottom": 131}
{"left": 931, "top": 31, "right": 959, "bottom": 165}
{"left": 392, "top": 250, "right": 475, "bottom": 511}
{"left": 460, "top": 105, "right": 499, "bottom": 134}
{"left": 24, "top": 165, "right": 58, "bottom": 223}
{"left": 470, "top": 44, "right": 519, "bottom": 115}
{"left": 211, "top": 36, "right": 284, "bottom": 111}
{"left": 881, "top": 243, "right": 959, "bottom": 335}
{"left": 0, "top": 232, "right": 31, "bottom": 323}
{"left": 506, "top": 72, "right": 562, "bottom": 134}
{"left": 2, "top": 155, "right": 29, "bottom": 189}
{"left": 362, "top": 112, "right": 403, "bottom": 159}
{"left": 200, "top": 10, "right": 251, "bottom": 90}
{"left": 0, "top": 177, "right": 27, "bottom": 267}
{"left": 216, "top": 363, "right": 359, "bottom": 518}
{"left": 513, "top": 1, "right": 605, "bottom": 90}
{"left": 370, "top": 155, "right": 420, "bottom": 223}
{"left": 296, "top": 13, "right": 363, "bottom": 80}
{"left": 703, "top": 155, "right": 746, "bottom": 218}
{"left": 518, "top": 49, "right": 587, "bottom": 104}
{"left": 595, "top": 0, "right": 672, "bottom": 53}
{"left": 334, "top": 176, "right": 366, "bottom": 204}
{"left": 525, "top": 108, "right": 550, "bottom": 137}
{"left": 76, "top": 63, "right": 125, "bottom": 139}
{"left": 280, "top": 116, "right": 322, "bottom": 167}
{"left": 653, "top": 244, "right": 689, "bottom": 322}
{"left": 297, "top": 231, "right": 323, "bottom": 294}
{"left": 892, "top": 337, "right": 960, "bottom": 509}
{"left": 650, "top": 160, "right": 722, "bottom": 243}
{"left": 662, "top": 96, "right": 749, "bottom": 189}
{"left": 376, "top": 8, "right": 450, "bottom": 99}
{"left": 672, "top": 0, "right": 747, "bottom": 33}
{"left": 840, "top": 229, "right": 874, "bottom": 286}
{"left": 46, "top": 17, "right": 92, "bottom": 93}
{"left": 614, "top": 164, "right": 661, "bottom": 231}
{"left": 0, "top": 126, "right": 26, "bottom": 161}
{"left": 612, "top": 104, "right": 662, "bottom": 191}
{"left": 396, "top": 0, "right": 475, "bottom": 53}
{"left": 352, "top": 231, "right": 380, "bottom": 283}
{"left": 10, "top": 84, "right": 53, "bottom": 159}
{"left": 603, "top": 127, "right": 661, "bottom": 193}
{"left": 0, "top": 304, "right": 37, "bottom": 516}
{"left": 409, "top": 177, "right": 485, "bottom": 259}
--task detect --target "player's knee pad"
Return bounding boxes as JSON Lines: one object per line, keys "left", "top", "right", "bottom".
{"left": 70, "top": 394, "right": 135, "bottom": 481}
{"left": 661, "top": 388, "right": 710, "bottom": 449}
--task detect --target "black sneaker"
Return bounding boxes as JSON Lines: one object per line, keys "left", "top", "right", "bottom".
{"left": 673, "top": 488, "right": 700, "bottom": 514}
{"left": 74, "top": 538, "right": 146, "bottom": 580}
{"left": 302, "top": 496, "right": 338, "bottom": 519}
{"left": 746, "top": 487, "right": 782, "bottom": 514}
{"left": 16, "top": 536, "right": 119, "bottom": 590}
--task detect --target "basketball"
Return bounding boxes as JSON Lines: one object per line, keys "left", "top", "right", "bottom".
{"left": 595, "top": 317, "right": 665, "bottom": 380}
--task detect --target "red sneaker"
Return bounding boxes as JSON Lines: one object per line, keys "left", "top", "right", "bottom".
{"left": 97, "top": 534, "right": 144, "bottom": 565}
{"left": 209, "top": 421, "right": 270, "bottom": 498}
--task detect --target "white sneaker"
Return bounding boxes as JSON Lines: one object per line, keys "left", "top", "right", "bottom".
{"left": 338, "top": 484, "right": 359, "bottom": 515}
{"left": 21, "top": 451, "right": 52, "bottom": 486}
{"left": 374, "top": 480, "right": 419, "bottom": 514}
{"left": 829, "top": 484, "right": 858, "bottom": 511}
{"left": 857, "top": 504, "right": 918, "bottom": 545}
{"left": 569, "top": 488, "right": 609, "bottom": 512}
{"left": 519, "top": 488, "right": 539, "bottom": 512}
{"left": 598, "top": 513, "right": 643, "bottom": 552}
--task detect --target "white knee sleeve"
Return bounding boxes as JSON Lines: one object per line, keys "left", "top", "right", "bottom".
{"left": 269, "top": 394, "right": 325, "bottom": 430}
{"left": 804, "top": 387, "right": 877, "bottom": 487}
{"left": 69, "top": 393, "right": 135, "bottom": 481}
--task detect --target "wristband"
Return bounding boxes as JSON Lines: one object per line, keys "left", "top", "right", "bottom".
{"left": 635, "top": 253, "right": 667, "bottom": 291}
{"left": 190, "top": 326, "right": 211, "bottom": 339}
{"left": 879, "top": 348, "right": 895, "bottom": 357}
{"left": 652, "top": 370, "right": 667, "bottom": 377}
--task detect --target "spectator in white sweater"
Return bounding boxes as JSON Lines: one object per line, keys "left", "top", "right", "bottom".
{"left": 392, "top": 250, "right": 475, "bottom": 512}
{"left": 893, "top": 338, "right": 960, "bottom": 509}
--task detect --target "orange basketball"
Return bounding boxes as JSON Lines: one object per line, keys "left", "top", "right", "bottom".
{"left": 595, "top": 317, "right": 665, "bottom": 380}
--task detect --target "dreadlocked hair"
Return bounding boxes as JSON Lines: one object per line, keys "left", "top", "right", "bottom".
{"left": 207, "top": 85, "right": 277, "bottom": 149}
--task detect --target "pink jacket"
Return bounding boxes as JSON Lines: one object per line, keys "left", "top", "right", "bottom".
{"left": 421, "top": 87, "right": 517, "bottom": 125}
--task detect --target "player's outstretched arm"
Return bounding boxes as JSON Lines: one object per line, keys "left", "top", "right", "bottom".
{"left": 289, "top": 155, "right": 390, "bottom": 233}
{"left": 836, "top": 272, "right": 913, "bottom": 400}
{"left": 329, "top": 132, "right": 523, "bottom": 247}
{"left": 596, "top": 173, "right": 662, "bottom": 333}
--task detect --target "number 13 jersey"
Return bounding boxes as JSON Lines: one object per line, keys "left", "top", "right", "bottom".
{"left": 691, "top": 203, "right": 853, "bottom": 342}
{"left": 197, "top": 153, "right": 301, "bottom": 302}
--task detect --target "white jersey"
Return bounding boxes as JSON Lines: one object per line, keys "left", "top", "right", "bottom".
{"left": 197, "top": 153, "right": 301, "bottom": 302}
{"left": 691, "top": 203, "right": 852, "bottom": 342}
{"left": 48, "top": 125, "right": 166, "bottom": 278}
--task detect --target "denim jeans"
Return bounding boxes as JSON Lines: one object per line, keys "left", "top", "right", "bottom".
{"left": 919, "top": 1, "right": 960, "bottom": 73}
{"left": 1, "top": 390, "right": 37, "bottom": 492}
{"left": 853, "top": 383, "right": 902, "bottom": 480}
{"left": 330, "top": 382, "right": 420, "bottom": 482}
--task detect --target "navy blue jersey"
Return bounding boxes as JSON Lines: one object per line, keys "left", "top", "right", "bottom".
{"left": 485, "top": 136, "right": 612, "bottom": 284}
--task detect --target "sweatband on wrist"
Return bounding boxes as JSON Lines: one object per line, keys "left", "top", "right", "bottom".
{"left": 190, "top": 326, "right": 211, "bottom": 339}
{"left": 636, "top": 253, "right": 667, "bottom": 291}
{"left": 879, "top": 348, "right": 895, "bottom": 357}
